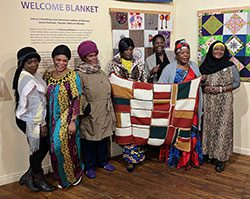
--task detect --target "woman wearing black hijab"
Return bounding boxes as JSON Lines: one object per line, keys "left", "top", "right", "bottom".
{"left": 200, "top": 41, "right": 240, "bottom": 172}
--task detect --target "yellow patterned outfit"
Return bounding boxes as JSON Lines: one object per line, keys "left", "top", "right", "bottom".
{"left": 47, "top": 70, "right": 84, "bottom": 188}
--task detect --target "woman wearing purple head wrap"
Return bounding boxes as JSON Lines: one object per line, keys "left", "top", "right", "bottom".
{"left": 75, "top": 40, "right": 116, "bottom": 179}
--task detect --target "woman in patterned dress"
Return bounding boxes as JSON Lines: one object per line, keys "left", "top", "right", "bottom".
{"left": 46, "top": 45, "right": 84, "bottom": 188}
{"left": 199, "top": 41, "right": 240, "bottom": 172}
{"left": 108, "top": 37, "right": 147, "bottom": 173}
{"left": 158, "top": 39, "right": 203, "bottom": 169}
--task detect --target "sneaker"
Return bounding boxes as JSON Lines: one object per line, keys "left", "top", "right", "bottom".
{"left": 73, "top": 176, "right": 82, "bottom": 186}
{"left": 85, "top": 170, "right": 96, "bottom": 179}
{"left": 103, "top": 163, "right": 116, "bottom": 172}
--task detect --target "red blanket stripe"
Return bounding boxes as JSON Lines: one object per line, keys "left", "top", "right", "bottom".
{"left": 152, "top": 111, "right": 169, "bottom": 118}
{"left": 153, "top": 92, "right": 171, "bottom": 99}
{"left": 133, "top": 82, "right": 153, "bottom": 90}
{"left": 131, "top": 116, "right": 151, "bottom": 125}
{"left": 153, "top": 103, "right": 170, "bottom": 111}
{"left": 114, "top": 104, "right": 131, "bottom": 113}
{"left": 173, "top": 118, "right": 193, "bottom": 128}
{"left": 115, "top": 135, "right": 133, "bottom": 145}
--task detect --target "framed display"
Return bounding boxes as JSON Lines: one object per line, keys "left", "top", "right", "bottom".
{"left": 198, "top": 6, "right": 250, "bottom": 82}
{"left": 110, "top": 8, "right": 173, "bottom": 63}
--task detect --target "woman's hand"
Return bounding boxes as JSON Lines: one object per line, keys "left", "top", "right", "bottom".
{"left": 201, "top": 75, "right": 207, "bottom": 81}
{"left": 40, "top": 125, "right": 48, "bottom": 137}
{"left": 203, "top": 86, "right": 220, "bottom": 94}
{"left": 68, "top": 121, "right": 76, "bottom": 135}
{"left": 150, "top": 65, "right": 160, "bottom": 75}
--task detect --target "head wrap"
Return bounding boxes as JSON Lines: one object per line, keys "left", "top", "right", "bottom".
{"left": 174, "top": 39, "right": 190, "bottom": 54}
{"left": 17, "top": 47, "right": 41, "bottom": 69}
{"left": 199, "top": 41, "right": 233, "bottom": 75}
{"left": 77, "top": 40, "right": 99, "bottom": 59}
{"left": 52, "top": 44, "right": 71, "bottom": 60}
{"left": 13, "top": 47, "right": 41, "bottom": 107}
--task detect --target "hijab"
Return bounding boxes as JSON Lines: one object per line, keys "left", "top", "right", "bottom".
{"left": 199, "top": 41, "right": 234, "bottom": 75}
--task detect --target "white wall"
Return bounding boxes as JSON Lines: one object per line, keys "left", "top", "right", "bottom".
{"left": 0, "top": 0, "right": 175, "bottom": 185}
{"left": 175, "top": 0, "right": 250, "bottom": 155}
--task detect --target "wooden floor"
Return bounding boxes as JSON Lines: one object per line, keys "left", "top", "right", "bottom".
{"left": 1, "top": 153, "right": 250, "bottom": 199}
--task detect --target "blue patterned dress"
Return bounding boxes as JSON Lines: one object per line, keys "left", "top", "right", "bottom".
{"left": 47, "top": 69, "right": 84, "bottom": 187}
{"left": 167, "top": 67, "right": 203, "bottom": 169}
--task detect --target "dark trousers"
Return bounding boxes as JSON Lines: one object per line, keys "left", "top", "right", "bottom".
{"left": 81, "top": 137, "right": 110, "bottom": 171}
{"left": 16, "top": 117, "right": 49, "bottom": 174}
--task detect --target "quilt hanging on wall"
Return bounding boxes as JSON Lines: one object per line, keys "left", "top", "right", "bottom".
{"left": 110, "top": 8, "right": 173, "bottom": 63}
{"left": 198, "top": 7, "right": 250, "bottom": 82}
{"left": 109, "top": 73, "right": 201, "bottom": 152}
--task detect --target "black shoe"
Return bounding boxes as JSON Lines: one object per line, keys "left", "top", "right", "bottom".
{"left": 33, "top": 171, "right": 55, "bottom": 192}
{"left": 203, "top": 155, "right": 210, "bottom": 163}
{"left": 126, "top": 163, "right": 134, "bottom": 173}
{"left": 215, "top": 161, "right": 225, "bottom": 172}
{"left": 19, "top": 168, "right": 39, "bottom": 192}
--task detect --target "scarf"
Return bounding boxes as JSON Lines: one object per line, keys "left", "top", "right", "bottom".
{"left": 156, "top": 52, "right": 170, "bottom": 80}
{"left": 75, "top": 61, "right": 101, "bottom": 74}
{"left": 121, "top": 58, "right": 132, "bottom": 74}
{"left": 199, "top": 41, "right": 234, "bottom": 75}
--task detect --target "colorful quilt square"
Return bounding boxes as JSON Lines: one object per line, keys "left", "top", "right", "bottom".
{"left": 133, "top": 47, "right": 145, "bottom": 64}
{"left": 128, "top": 13, "right": 145, "bottom": 30}
{"left": 145, "top": 14, "right": 158, "bottom": 30}
{"left": 230, "top": 56, "right": 245, "bottom": 71}
{"left": 246, "top": 35, "right": 250, "bottom": 56}
{"left": 144, "top": 30, "right": 158, "bottom": 47}
{"left": 223, "top": 13, "right": 247, "bottom": 35}
{"left": 112, "top": 29, "right": 129, "bottom": 49}
{"left": 247, "top": 12, "right": 250, "bottom": 34}
{"left": 129, "top": 30, "right": 144, "bottom": 47}
{"left": 202, "top": 14, "right": 223, "bottom": 36}
{"left": 158, "top": 14, "right": 172, "bottom": 31}
{"left": 111, "top": 12, "right": 128, "bottom": 30}
{"left": 159, "top": 31, "right": 171, "bottom": 48}
{"left": 239, "top": 67, "right": 250, "bottom": 80}
{"left": 224, "top": 35, "right": 245, "bottom": 56}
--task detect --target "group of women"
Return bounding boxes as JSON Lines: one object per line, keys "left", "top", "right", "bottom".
{"left": 12, "top": 34, "right": 240, "bottom": 192}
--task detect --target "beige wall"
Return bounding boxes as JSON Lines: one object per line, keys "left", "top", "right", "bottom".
{"left": 0, "top": 0, "right": 175, "bottom": 185}
{"left": 175, "top": 0, "right": 250, "bottom": 154}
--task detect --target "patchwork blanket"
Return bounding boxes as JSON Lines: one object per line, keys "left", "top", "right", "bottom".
{"left": 109, "top": 73, "right": 201, "bottom": 152}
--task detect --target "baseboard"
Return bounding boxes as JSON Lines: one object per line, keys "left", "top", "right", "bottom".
{"left": 0, "top": 165, "right": 52, "bottom": 186}
{"left": 233, "top": 146, "right": 250, "bottom": 155}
